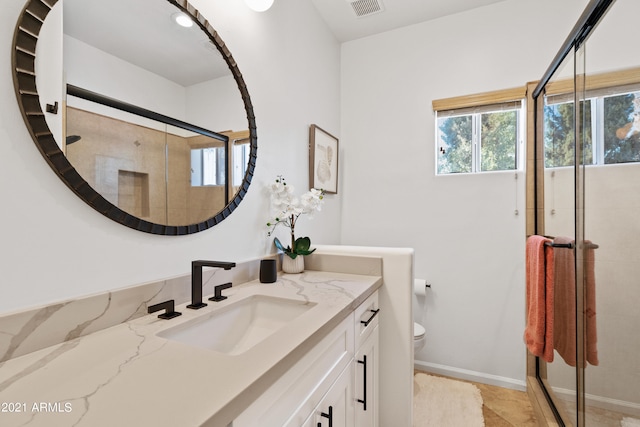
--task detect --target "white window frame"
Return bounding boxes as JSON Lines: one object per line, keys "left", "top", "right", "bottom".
{"left": 435, "top": 100, "right": 525, "bottom": 175}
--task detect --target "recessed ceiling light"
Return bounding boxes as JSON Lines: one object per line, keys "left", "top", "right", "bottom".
{"left": 245, "top": 0, "right": 274, "bottom": 12}
{"left": 172, "top": 12, "right": 194, "bottom": 28}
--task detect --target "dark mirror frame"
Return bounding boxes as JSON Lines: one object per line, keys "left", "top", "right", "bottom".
{"left": 12, "top": 0, "right": 257, "bottom": 235}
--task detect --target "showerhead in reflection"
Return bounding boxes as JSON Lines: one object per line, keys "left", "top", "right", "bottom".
{"left": 66, "top": 135, "right": 82, "bottom": 145}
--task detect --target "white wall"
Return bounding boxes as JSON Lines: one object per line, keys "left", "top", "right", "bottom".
{"left": 0, "top": 0, "right": 341, "bottom": 314}
{"left": 64, "top": 35, "right": 187, "bottom": 121}
{"left": 340, "top": 0, "right": 589, "bottom": 387}
{"left": 186, "top": 75, "right": 248, "bottom": 133}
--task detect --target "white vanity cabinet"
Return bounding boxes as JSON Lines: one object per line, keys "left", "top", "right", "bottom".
{"left": 232, "top": 290, "right": 380, "bottom": 427}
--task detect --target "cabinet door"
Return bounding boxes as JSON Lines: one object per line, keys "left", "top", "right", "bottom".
{"left": 313, "top": 363, "right": 354, "bottom": 427}
{"left": 355, "top": 325, "right": 379, "bottom": 427}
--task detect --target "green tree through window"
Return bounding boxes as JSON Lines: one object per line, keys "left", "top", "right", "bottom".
{"left": 544, "top": 91, "right": 639, "bottom": 167}
{"left": 481, "top": 111, "right": 518, "bottom": 171}
{"left": 437, "top": 105, "right": 520, "bottom": 174}
{"left": 544, "top": 103, "right": 575, "bottom": 167}
{"left": 603, "top": 93, "right": 640, "bottom": 164}
{"left": 437, "top": 115, "right": 472, "bottom": 174}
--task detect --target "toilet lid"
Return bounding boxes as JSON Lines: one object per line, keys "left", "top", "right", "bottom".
{"left": 414, "top": 322, "right": 425, "bottom": 339}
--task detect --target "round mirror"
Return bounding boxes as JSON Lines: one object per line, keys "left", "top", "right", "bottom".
{"left": 12, "top": 0, "right": 257, "bottom": 235}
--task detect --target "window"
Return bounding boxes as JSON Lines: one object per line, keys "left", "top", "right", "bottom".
{"left": 191, "top": 147, "right": 225, "bottom": 186}
{"left": 544, "top": 99, "right": 593, "bottom": 167}
{"left": 544, "top": 88, "right": 640, "bottom": 167}
{"left": 436, "top": 101, "right": 524, "bottom": 174}
{"left": 232, "top": 142, "right": 250, "bottom": 186}
{"left": 191, "top": 136, "right": 250, "bottom": 187}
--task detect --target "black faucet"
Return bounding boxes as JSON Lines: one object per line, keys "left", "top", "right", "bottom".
{"left": 187, "top": 260, "right": 236, "bottom": 309}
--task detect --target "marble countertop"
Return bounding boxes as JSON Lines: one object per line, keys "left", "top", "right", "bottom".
{"left": 0, "top": 271, "right": 382, "bottom": 427}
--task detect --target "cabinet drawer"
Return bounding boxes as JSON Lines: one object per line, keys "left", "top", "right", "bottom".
{"left": 354, "top": 291, "right": 379, "bottom": 349}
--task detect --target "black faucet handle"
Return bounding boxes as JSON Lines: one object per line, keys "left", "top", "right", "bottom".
{"left": 209, "top": 282, "right": 232, "bottom": 302}
{"left": 148, "top": 300, "right": 182, "bottom": 319}
{"left": 193, "top": 260, "right": 236, "bottom": 270}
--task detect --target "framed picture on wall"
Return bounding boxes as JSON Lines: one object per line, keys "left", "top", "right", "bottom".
{"left": 309, "top": 124, "right": 339, "bottom": 194}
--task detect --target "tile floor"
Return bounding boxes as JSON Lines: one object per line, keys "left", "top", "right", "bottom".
{"left": 472, "top": 380, "right": 538, "bottom": 426}
{"left": 415, "top": 371, "right": 538, "bottom": 426}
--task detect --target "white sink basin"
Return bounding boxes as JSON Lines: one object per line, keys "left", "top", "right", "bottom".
{"left": 157, "top": 295, "right": 316, "bottom": 355}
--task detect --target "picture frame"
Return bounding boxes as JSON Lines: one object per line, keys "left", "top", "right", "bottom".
{"left": 309, "top": 124, "right": 339, "bottom": 194}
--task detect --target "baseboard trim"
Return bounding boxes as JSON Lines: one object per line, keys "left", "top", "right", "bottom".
{"left": 552, "top": 386, "right": 640, "bottom": 418}
{"left": 415, "top": 360, "right": 526, "bottom": 391}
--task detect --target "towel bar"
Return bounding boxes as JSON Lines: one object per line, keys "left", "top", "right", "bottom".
{"left": 528, "top": 235, "right": 599, "bottom": 249}
{"left": 543, "top": 241, "right": 599, "bottom": 249}
{"left": 545, "top": 241, "right": 574, "bottom": 249}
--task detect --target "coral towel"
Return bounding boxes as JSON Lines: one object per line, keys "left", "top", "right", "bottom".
{"left": 524, "top": 235, "right": 554, "bottom": 362}
{"left": 585, "top": 242, "right": 599, "bottom": 366}
{"left": 554, "top": 237, "right": 599, "bottom": 366}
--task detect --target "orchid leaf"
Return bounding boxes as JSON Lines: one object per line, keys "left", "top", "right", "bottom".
{"left": 296, "top": 248, "right": 316, "bottom": 256}
{"left": 273, "top": 237, "right": 285, "bottom": 252}
{"left": 294, "top": 236, "right": 312, "bottom": 253}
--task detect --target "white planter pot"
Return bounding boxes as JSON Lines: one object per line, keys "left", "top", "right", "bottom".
{"left": 282, "top": 255, "right": 304, "bottom": 273}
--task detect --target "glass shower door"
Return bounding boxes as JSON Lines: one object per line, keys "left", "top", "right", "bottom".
{"left": 540, "top": 47, "right": 583, "bottom": 426}
{"left": 532, "top": 1, "right": 640, "bottom": 424}
{"left": 537, "top": 1, "right": 640, "bottom": 424}
{"left": 580, "top": 0, "right": 640, "bottom": 424}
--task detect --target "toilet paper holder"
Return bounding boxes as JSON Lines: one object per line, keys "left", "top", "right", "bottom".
{"left": 414, "top": 278, "right": 432, "bottom": 296}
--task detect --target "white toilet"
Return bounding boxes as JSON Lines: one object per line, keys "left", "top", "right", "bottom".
{"left": 414, "top": 322, "right": 426, "bottom": 354}
{"left": 413, "top": 278, "right": 428, "bottom": 355}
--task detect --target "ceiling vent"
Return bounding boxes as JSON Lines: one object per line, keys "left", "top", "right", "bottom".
{"left": 346, "top": 0, "right": 385, "bottom": 18}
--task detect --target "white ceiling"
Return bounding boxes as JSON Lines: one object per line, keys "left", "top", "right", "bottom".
{"left": 310, "top": 0, "right": 509, "bottom": 42}
{"left": 63, "top": 0, "right": 230, "bottom": 87}
{"left": 61, "top": 0, "right": 508, "bottom": 88}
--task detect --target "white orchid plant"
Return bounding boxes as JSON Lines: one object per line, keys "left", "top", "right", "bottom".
{"left": 267, "top": 175, "right": 325, "bottom": 259}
